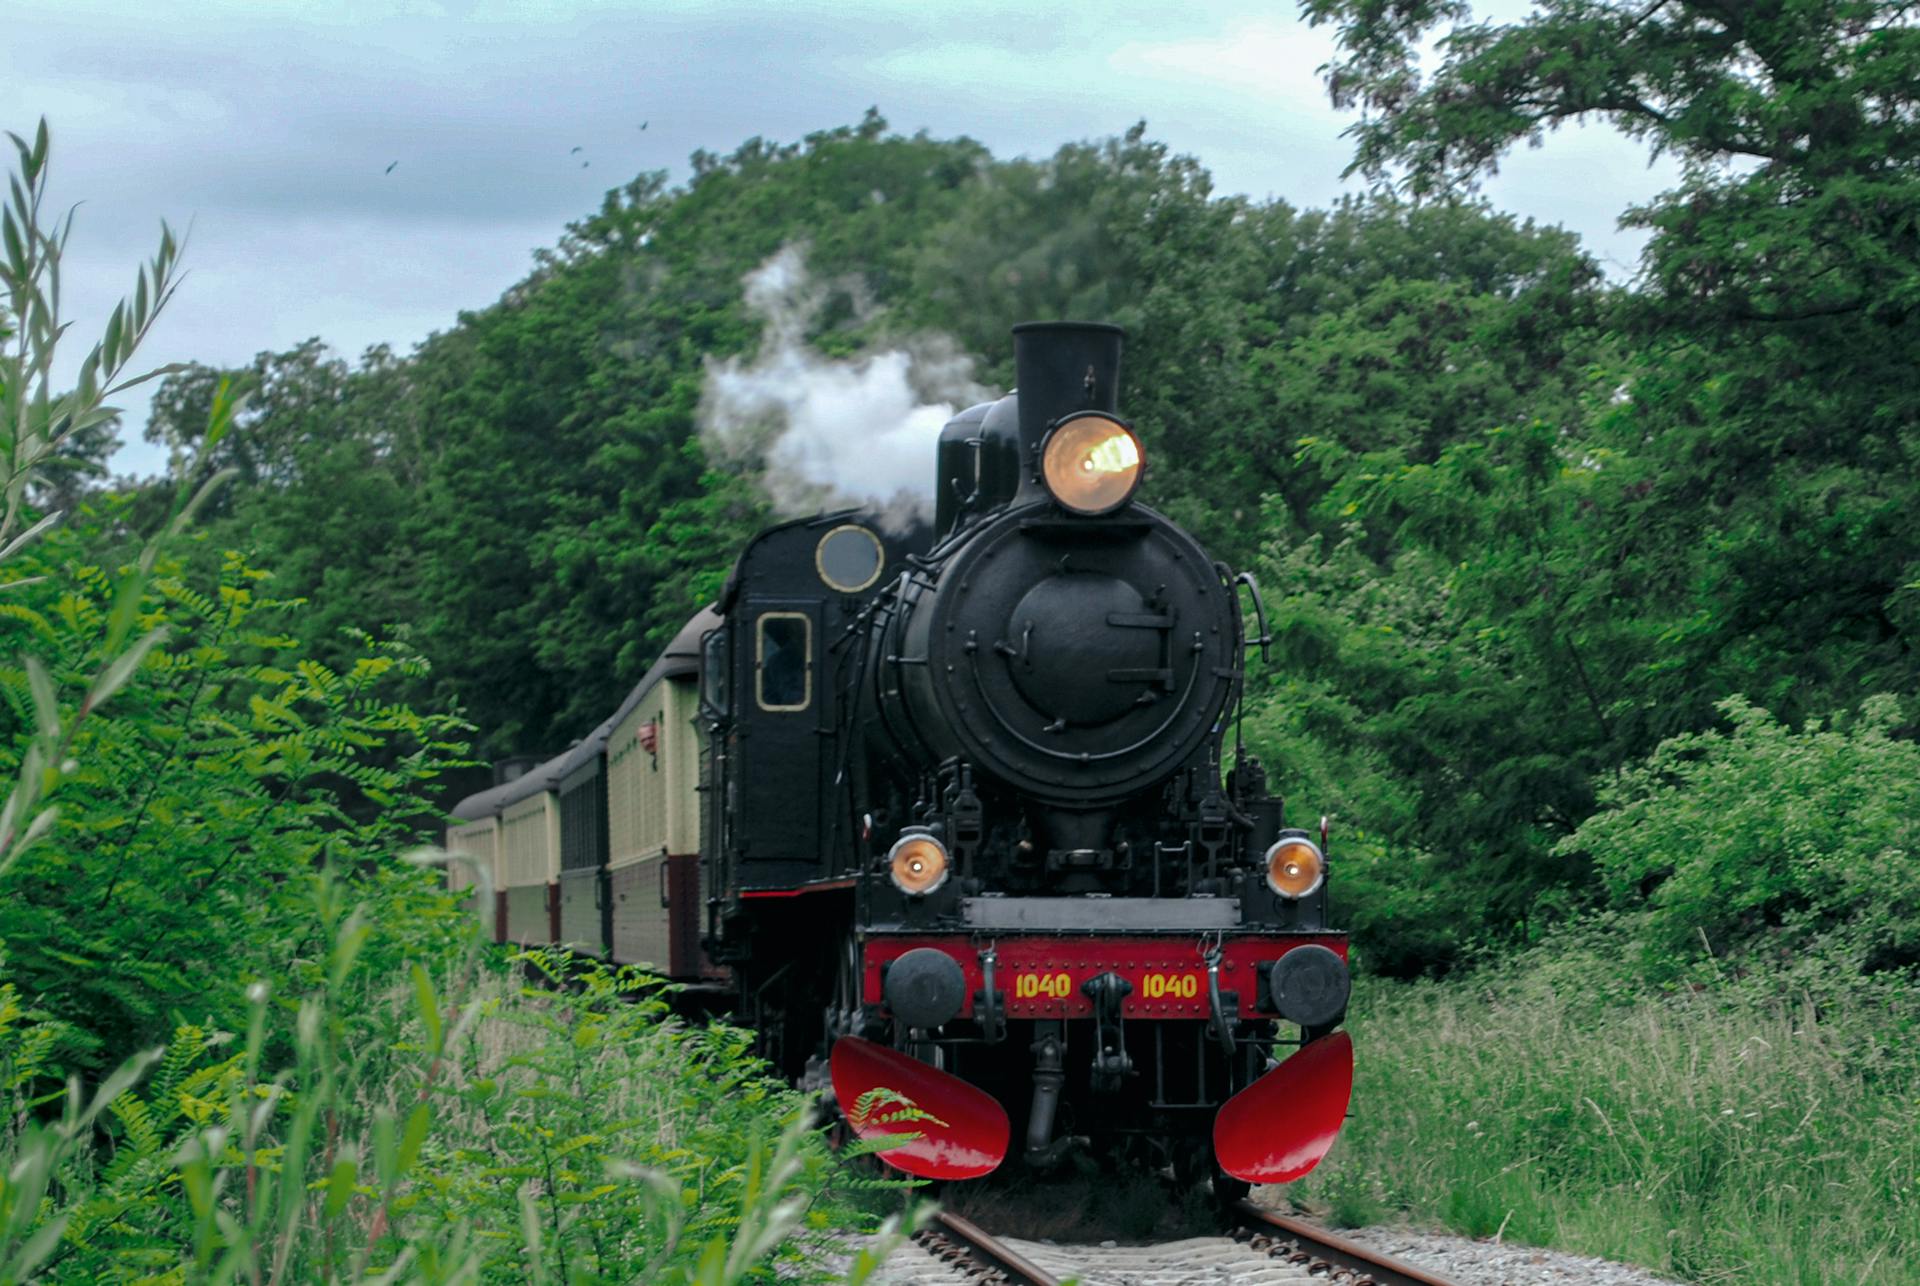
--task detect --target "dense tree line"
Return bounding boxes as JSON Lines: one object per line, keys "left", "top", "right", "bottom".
{"left": 143, "top": 114, "right": 1593, "bottom": 752}
{"left": 128, "top": 3, "right": 1919, "bottom": 975}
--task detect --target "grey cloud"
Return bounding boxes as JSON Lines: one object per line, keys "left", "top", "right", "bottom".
{"left": 6, "top": 0, "right": 1675, "bottom": 480}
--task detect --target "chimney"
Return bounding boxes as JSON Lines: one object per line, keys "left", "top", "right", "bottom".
{"left": 1010, "top": 321, "right": 1125, "bottom": 503}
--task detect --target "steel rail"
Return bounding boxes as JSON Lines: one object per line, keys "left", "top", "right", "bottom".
{"left": 1235, "top": 1201, "right": 1459, "bottom": 1286}
{"left": 925, "top": 1210, "right": 1063, "bottom": 1286}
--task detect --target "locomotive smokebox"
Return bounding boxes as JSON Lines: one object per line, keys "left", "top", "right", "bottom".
{"left": 873, "top": 317, "right": 1238, "bottom": 810}
{"left": 1011, "top": 321, "right": 1124, "bottom": 502}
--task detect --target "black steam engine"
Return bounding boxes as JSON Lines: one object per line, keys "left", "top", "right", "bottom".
{"left": 697, "top": 323, "right": 1355, "bottom": 1190}
{"left": 451, "top": 322, "right": 1353, "bottom": 1191}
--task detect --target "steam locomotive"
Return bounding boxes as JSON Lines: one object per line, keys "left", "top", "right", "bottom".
{"left": 446, "top": 322, "right": 1354, "bottom": 1194}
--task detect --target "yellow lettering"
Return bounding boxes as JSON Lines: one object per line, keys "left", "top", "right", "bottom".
{"left": 1016, "top": 972, "right": 1076, "bottom": 1000}
{"left": 1140, "top": 973, "right": 1199, "bottom": 1000}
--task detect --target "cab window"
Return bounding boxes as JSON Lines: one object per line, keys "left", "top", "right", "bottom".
{"left": 756, "top": 613, "right": 811, "bottom": 711}
{"left": 701, "top": 628, "right": 730, "bottom": 715}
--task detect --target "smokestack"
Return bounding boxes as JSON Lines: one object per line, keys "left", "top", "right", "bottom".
{"left": 1010, "top": 321, "right": 1125, "bottom": 503}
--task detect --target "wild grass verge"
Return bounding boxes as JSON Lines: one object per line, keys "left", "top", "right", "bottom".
{"left": 1288, "top": 950, "right": 1920, "bottom": 1284}
{"left": 0, "top": 879, "right": 917, "bottom": 1284}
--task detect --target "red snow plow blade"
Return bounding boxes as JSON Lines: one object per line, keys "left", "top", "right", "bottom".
{"left": 1213, "top": 1031, "right": 1354, "bottom": 1184}
{"left": 829, "top": 1036, "right": 1009, "bottom": 1180}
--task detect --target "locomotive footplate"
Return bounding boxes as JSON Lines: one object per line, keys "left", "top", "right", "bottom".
{"left": 860, "top": 931, "right": 1348, "bottom": 1023}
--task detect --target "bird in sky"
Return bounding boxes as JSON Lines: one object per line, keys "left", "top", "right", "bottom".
{"left": 570, "top": 146, "right": 582, "bottom": 154}
{"left": 384, "top": 160, "right": 399, "bottom": 174}
{"left": 638, "top": 121, "right": 648, "bottom": 130}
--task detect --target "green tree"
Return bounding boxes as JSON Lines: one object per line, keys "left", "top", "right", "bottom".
{"left": 906, "top": 131, "right": 1604, "bottom": 562}
{"left": 1561, "top": 693, "right": 1920, "bottom": 973}
{"left": 147, "top": 339, "right": 429, "bottom": 690}
{"left": 1303, "top": 0, "right": 1920, "bottom": 323}
{"left": 1295, "top": 5, "right": 1920, "bottom": 729}
{"left": 1238, "top": 198, "right": 1604, "bottom": 548}
{"left": 1246, "top": 2, "right": 1920, "bottom": 969}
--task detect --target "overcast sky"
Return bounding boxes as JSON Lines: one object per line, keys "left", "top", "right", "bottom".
{"left": 6, "top": 0, "right": 1677, "bottom": 478}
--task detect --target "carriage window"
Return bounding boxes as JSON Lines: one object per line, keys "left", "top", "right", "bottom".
{"left": 756, "top": 613, "right": 811, "bottom": 712}
{"left": 701, "top": 629, "right": 730, "bottom": 714}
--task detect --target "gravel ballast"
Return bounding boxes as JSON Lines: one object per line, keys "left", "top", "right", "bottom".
{"left": 855, "top": 1220, "right": 1690, "bottom": 1285}
{"left": 1324, "top": 1222, "right": 1689, "bottom": 1286}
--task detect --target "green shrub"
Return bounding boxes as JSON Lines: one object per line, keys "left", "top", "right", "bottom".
{"left": 0, "top": 509, "right": 475, "bottom": 1075}
{"left": 1558, "top": 694, "right": 1920, "bottom": 974}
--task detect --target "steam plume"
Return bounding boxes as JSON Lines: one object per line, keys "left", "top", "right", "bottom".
{"left": 698, "top": 245, "right": 993, "bottom": 525}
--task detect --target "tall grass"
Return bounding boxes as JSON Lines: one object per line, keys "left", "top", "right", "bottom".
{"left": 0, "top": 874, "right": 918, "bottom": 1283}
{"left": 1293, "top": 951, "right": 1920, "bottom": 1284}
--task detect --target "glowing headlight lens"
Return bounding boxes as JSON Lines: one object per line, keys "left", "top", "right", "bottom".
{"left": 888, "top": 832, "right": 951, "bottom": 896}
{"left": 1041, "top": 414, "right": 1143, "bottom": 515}
{"left": 1264, "top": 837, "right": 1325, "bottom": 900}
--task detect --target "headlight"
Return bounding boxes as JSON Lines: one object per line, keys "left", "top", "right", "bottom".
{"left": 1040, "top": 414, "right": 1143, "bottom": 515}
{"left": 888, "top": 831, "right": 951, "bottom": 896}
{"left": 1264, "top": 837, "right": 1325, "bottom": 899}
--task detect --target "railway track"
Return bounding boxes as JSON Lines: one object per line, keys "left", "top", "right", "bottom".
{"left": 1234, "top": 1203, "right": 1457, "bottom": 1286}
{"left": 874, "top": 1201, "right": 1457, "bottom": 1286}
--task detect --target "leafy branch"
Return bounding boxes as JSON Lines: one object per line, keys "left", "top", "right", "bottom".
{"left": 0, "top": 119, "right": 238, "bottom": 882}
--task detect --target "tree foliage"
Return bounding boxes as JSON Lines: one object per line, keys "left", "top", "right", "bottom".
{"left": 1260, "top": 0, "right": 1920, "bottom": 968}
{"left": 109, "top": 19, "right": 1920, "bottom": 976}
{"left": 1562, "top": 694, "right": 1920, "bottom": 973}
{"left": 1304, "top": 0, "right": 1920, "bottom": 319}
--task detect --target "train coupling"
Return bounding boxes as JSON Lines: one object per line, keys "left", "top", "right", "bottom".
{"left": 1082, "top": 971, "right": 1133, "bottom": 1091}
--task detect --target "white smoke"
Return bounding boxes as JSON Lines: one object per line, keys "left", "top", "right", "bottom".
{"left": 698, "top": 245, "right": 994, "bottom": 526}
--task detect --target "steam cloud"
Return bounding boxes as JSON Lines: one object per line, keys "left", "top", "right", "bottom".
{"left": 698, "top": 245, "right": 993, "bottom": 525}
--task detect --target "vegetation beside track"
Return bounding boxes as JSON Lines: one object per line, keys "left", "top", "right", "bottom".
{"left": 0, "top": 125, "right": 916, "bottom": 1283}
{"left": 1292, "top": 685, "right": 1920, "bottom": 1282}
{"left": 1, "top": 930, "right": 917, "bottom": 1283}
{"left": 1293, "top": 958, "right": 1920, "bottom": 1284}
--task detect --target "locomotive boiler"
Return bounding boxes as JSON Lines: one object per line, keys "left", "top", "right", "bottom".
{"left": 448, "top": 322, "right": 1354, "bottom": 1196}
